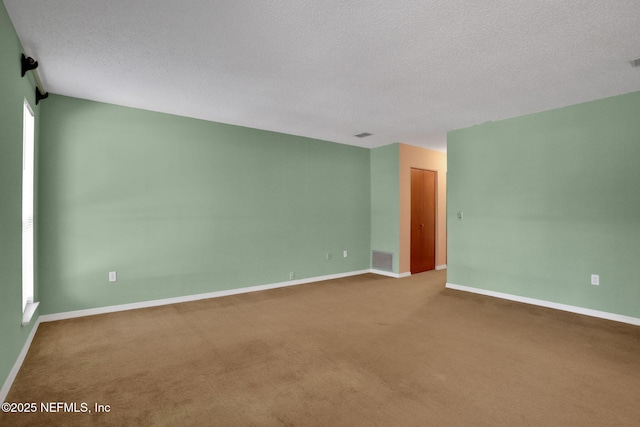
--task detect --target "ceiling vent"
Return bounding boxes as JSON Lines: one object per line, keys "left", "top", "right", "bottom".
{"left": 631, "top": 58, "right": 640, "bottom": 68}
{"left": 354, "top": 132, "right": 372, "bottom": 138}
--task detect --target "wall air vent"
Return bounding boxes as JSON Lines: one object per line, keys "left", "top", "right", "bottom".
{"left": 372, "top": 250, "right": 393, "bottom": 272}
{"left": 631, "top": 58, "right": 640, "bottom": 68}
{"left": 355, "top": 132, "right": 372, "bottom": 138}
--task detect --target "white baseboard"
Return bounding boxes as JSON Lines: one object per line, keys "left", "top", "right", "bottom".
{"left": 371, "top": 268, "right": 450, "bottom": 278}
{"left": 39, "top": 270, "right": 371, "bottom": 323}
{"left": 370, "top": 269, "right": 410, "bottom": 278}
{"left": 445, "top": 282, "right": 640, "bottom": 327}
{"left": 1, "top": 318, "right": 41, "bottom": 403}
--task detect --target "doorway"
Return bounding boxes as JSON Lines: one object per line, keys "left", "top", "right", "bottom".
{"left": 410, "top": 168, "right": 436, "bottom": 273}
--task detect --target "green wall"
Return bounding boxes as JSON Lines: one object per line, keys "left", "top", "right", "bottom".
{"left": 370, "top": 144, "right": 400, "bottom": 273}
{"left": 38, "top": 95, "right": 371, "bottom": 314}
{"left": 0, "top": 2, "right": 41, "bottom": 393}
{"left": 448, "top": 91, "right": 640, "bottom": 318}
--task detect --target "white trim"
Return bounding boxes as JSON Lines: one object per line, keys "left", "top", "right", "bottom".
{"left": 445, "top": 283, "right": 640, "bottom": 327}
{"left": 21, "top": 301, "right": 40, "bottom": 326}
{"left": 39, "top": 270, "right": 370, "bottom": 323}
{"left": 22, "top": 99, "right": 35, "bottom": 316}
{"left": 372, "top": 269, "right": 455, "bottom": 278}
{"left": 370, "top": 269, "right": 407, "bottom": 278}
{"left": 1, "top": 318, "right": 41, "bottom": 403}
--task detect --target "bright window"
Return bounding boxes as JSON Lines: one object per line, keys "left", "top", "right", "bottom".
{"left": 22, "top": 99, "right": 37, "bottom": 324}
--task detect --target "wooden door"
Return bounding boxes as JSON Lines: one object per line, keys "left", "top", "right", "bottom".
{"left": 411, "top": 168, "right": 436, "bottom": 273}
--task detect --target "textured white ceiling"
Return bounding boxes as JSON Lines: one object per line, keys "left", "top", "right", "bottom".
{"left": 5, "top": 0, "right": 640, "bottom": 152}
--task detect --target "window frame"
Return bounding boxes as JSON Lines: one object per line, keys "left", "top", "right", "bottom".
{"left": 22, "top": 98, "right": 38, "bottom": 325}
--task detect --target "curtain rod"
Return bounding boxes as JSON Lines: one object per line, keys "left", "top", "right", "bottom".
{"left": 21, "top": 53, "right": 49, "bottom": 105}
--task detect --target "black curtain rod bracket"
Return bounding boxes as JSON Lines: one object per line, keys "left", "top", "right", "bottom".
{"left": 21, "top": 53, "right": 48, "bottom": 104}
{"left": 35, "top": 88, "right": 49, "bottom": 105}
{"left": 21, "top": 53, "right": 38, "bottom": 77}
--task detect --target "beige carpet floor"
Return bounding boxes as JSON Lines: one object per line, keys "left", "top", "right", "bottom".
{"left": 2, "top": 270, "right": 640, "bottom": 426}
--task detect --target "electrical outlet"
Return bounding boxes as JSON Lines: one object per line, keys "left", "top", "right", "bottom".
{"left": 591, "top": 274, "right": 599, "bottom": 286}
{"left": 289, "top": 272, "right": 295, "bottom": 280}
{"left": 457, "top": 211, "right": 464, "bottom": 220}
{"left": 343, "top": 250, "right": 348, "bottom": 258}
{"left": 108, "top": 271, "right": 117, "bottom": 282}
